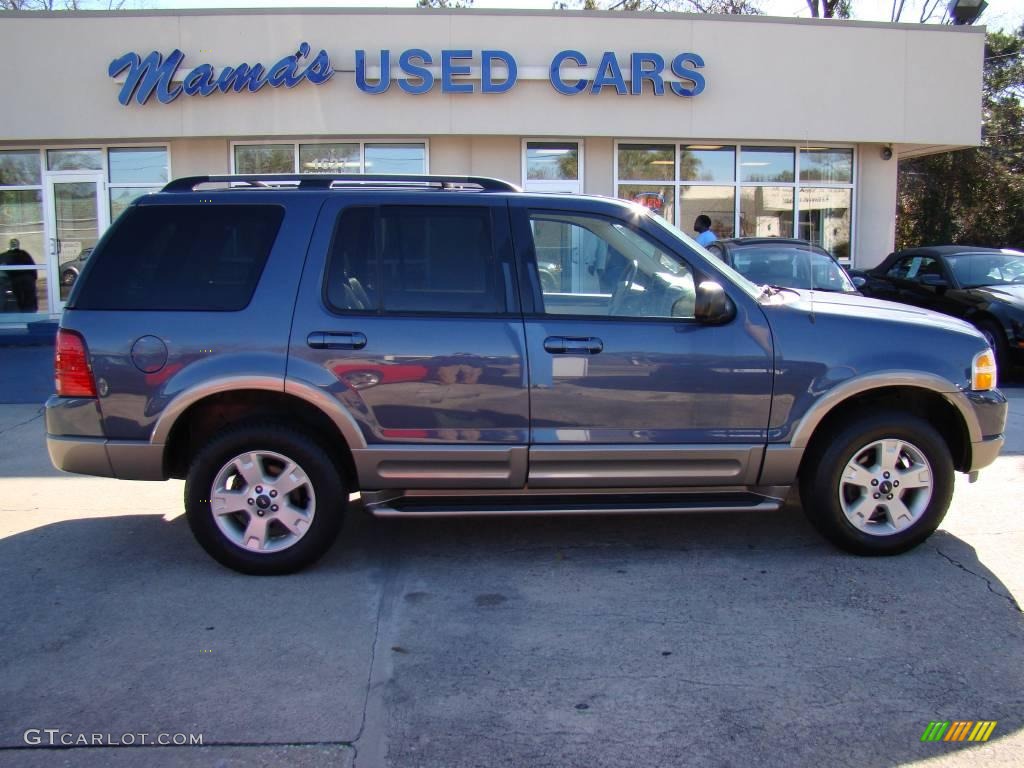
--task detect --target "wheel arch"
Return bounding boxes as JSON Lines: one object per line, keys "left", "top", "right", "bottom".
{"left": 157, "top": 379, "right": 365, "bottom": 485}
{"left": 793, "top": 379, "right": 976, "bottom": 475}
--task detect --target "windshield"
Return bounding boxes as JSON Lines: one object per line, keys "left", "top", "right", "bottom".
{"left": 642, "top": 209, "right": 762, "bottom": 299}
{"left": 728, "top": 245, "right": 857, "bottom": 292}
{"left": 945, "top": 252, "right": 1024, "bottom": 288}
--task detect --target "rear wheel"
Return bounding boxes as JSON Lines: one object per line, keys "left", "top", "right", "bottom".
{"left": 799, "top": 412, "right": 953, "bottom": 555}
{"left": 185, "top": 423, "right": 345, "bottom": 574}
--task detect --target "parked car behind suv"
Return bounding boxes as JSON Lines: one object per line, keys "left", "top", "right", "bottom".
{"left": 47, "top": 175, "right": 1008, "bottom": 574}
{"left": 706, "top": 237, "right": 860, "bottom": 294}
{"left": 852, "top": 246, "right": 1024, "bottom": 376}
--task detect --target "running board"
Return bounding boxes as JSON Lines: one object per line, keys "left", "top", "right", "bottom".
{"left": 363, "top": 491, "right": 784, "bottom": 518}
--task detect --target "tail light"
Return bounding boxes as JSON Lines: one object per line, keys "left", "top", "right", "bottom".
{"left": 55, "top": 329, "right": 97, "bottom": 398}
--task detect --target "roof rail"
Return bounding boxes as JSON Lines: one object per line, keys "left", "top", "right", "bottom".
{"left": 161, "top": 174, "right": 522, "bottom": 193}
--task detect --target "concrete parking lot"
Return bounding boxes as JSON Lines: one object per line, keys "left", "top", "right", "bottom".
{"left": 0, "top": 381, "right": 1021, "bottom": 767}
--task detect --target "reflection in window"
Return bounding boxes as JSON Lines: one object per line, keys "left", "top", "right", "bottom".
{"left": 680, "top": 145, "right": 735, "bottom": 182}
{"left": 234, "top": 144, "right": 294, "bottom": 175}
{"left": 798, "top": 187, "right": 851, "bottom": 262}
{"left": 110, "top": 187, "right": 161, "bottom": 222}
{"left": 617, "top": 144, "right": 675, "bottom": 181}
{"left": 364, "top": 144, "right": 426, "bottom": 174}
{"left": 108, "top": 147, "right": 169, "bottom": 184}
{"left": 526, "top": 142, "right": 579, "bottom": 181}
{"left": 617, "top": 185, "right": 675, "bottom": 225}
{"left": 680, "top": 185, "right": 735, "bottom": 239}
{"left": 740, "top": 147, "right": 794, "bottom": 183}
{"left": 799, "top": 148, "right": 853, "bottom": 183}
{"left": 0, "top": 151, "right": 41, "bottom": 186}
{"left": 740, "top": 187, "right": 794, "bottom": 238}
{"left": 299, "top": 143, "right": 359, "bottom": 173}
{"left": 529, "top": 211, "right": 695, "bottom": 319}
{"left": 0, "top": 189, "right": 45, "bottom": 269}
{"left": 47, "top": 149, "right": 103, "bottom": 172}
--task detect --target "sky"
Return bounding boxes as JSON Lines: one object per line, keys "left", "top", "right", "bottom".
{"left": 136, "top": 0, "right": 1023, "bottom": 33}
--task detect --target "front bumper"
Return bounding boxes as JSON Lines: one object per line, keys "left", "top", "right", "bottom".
{"left": 964, "top": 389, "right": 1008, "bottom": 472}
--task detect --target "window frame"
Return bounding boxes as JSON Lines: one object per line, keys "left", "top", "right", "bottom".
{"left": 321, "top": 201, "right": 519, "bottom": 319}
{"left": 230, "top": 138, "right": 430, "bottom": 176}
{"left": 613, "top": 140, "right": 856, "bottom": 264}
{"left": 521, "top": 139, "right": 584, "bottom": 193}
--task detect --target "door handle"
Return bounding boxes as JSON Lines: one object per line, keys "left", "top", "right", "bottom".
{"left": 307, "top": 331, "right": 367, "bottom": 350}
{"left": 543, "top": 336, "right": 603, "bottom": 355}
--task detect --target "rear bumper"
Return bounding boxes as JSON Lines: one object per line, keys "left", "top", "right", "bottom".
{"left": 45, "top": 395, "right": 165, "bottom": 480}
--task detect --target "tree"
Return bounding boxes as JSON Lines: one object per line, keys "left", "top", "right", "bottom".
{"left": 416, "top": 0, "right": 474, "bottom": 7}
{"left": 1, "top": 1, "right": 125, "bottom": 8}
{"left": 553, "top": 0, "right": 762, "bottom": 14}
{"left": 896, "top": 25, "right": 1024, "bottom": 249}
{"left": 806, "top": 0, "right": 850, "bottom": 19}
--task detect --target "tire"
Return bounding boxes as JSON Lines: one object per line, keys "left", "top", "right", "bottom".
{"left": 60, "top": 270, "right": 77, "bottom": 287}
{"left": 974, "top": 319, "right": 1008, "bottom": 384}
{"left": 184, "top": 422, "right": 346, "bottom": 575}
{"left": 799, "top": 411, "right": 953, "bottom": 556}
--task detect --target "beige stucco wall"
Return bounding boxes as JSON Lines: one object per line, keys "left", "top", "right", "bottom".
{"left": 0, "top": 10, "right": 984, "bottom": 150}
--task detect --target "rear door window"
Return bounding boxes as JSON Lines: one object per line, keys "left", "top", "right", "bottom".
{"left": 72, "top": 204, "right": 283, "bottom": 311}
{"left": 325, "top": 205, "right": 509, "bottom": 315}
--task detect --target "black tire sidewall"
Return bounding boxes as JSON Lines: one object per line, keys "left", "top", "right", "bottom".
{"left": 185, "top": 424, "right": 345, "bottom": 575}
{"left": 801, "top": 413, "right": 954, "bottom": 555}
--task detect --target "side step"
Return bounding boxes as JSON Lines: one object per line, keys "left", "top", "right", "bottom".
{"left": 363, "top": 490, "right": 784, "bottom": 518}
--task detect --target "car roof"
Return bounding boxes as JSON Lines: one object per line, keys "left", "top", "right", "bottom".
{"left": 893, "top": 245, "right": 1013, "bottom": 257}
{"left": 714, "top": 237, "right": 833, "bottom": 255}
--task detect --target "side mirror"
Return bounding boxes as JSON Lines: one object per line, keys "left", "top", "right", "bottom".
{"left": 919, "top": 273, "right": 948, "bottom": 288}
{"left": 695, "top": 280, "right": 736, "bottom": 325}
{"left": 852, "top": 276, "right": 866, "bottom": 289}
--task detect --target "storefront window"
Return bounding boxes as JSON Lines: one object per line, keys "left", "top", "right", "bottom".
{"left": 0, "top": 189, "right": 47, "bottom": 315}
{"left": 617, "top": 144, "right": 675, "bottom": 181}
{"left": 740, "top": 186, "right": 794, "bottom": 238}
{"left": 109, "top": 187, "right": 160, "bottom": 222}
{"left": 616, "top": 142, "right": 853, "bottom": 259}
{"left": 108, "top": 147, "right": 169, "bottom": 184}
{"left": 740, "top": 147, "right": 794, "bottom": 183}
{"left": 526, "top": 142, "right": 579, "bottom": 181}
{"left": 617, "top": 184, "right": 675, "bottom": 225}
{"left": 47, "top": 149, "right": 102, "bottom": 172}
{"left": 799, "top": 148, "right": 853, "bottom": 184}
{"left": 364, "top": 143, "right": 426, "bottom": 174}
{"left": 679, "top": 145, "right": 734, "bottom": 183}
{"left": 799, "top": 187, "right": 852, "bottom": 261}
{"left": 0, "top": 150, "right": 41, "bottom": 186}
{"left": 234, "top": 144, "right": 294, "bottom": 175}
{"left": 681, "top": 185, "right": 735, "bottom": 239}
{"left": 299, "top": 143, "right": 359, "bottom": 173}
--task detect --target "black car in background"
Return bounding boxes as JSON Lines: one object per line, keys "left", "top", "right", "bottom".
{"left": 60, "top": 246, "right": 92, "bottom": 288}
{"left": 852, "top": 246, "right": 1024, "bottom": 373}
{"left": 706, "top": 237, "right": 860, "bottom": 293}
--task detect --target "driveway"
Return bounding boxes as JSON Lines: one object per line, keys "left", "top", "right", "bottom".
{"left": 0, "top": 389, "right": 1021, "bottom": 767}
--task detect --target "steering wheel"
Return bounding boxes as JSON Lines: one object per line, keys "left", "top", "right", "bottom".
{"left": 608, "top": 259, "right": 638, "bottom": 316}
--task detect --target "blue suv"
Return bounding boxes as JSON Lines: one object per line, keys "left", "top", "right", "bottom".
{"left": 46, "top": 175, "right": 1008, "bottom": 573}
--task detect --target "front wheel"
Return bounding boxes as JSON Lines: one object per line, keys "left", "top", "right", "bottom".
{"left": 799, "top": 412, "right": 953, "bottom": 555}
{"left": 185, "top": 423, "right": 346, "bottom": 574}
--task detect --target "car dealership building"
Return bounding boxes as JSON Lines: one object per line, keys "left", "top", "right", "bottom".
{"left": 0, "top": 8, "right": 985, "bottom": 324}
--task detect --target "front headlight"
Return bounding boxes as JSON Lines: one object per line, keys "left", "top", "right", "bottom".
{"left": 972, "top": 349, "right": 997, "bottom": 391}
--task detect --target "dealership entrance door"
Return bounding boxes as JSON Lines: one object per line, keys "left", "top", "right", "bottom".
{"left": 45, "top": 173, "right": 107, "bottom": 311}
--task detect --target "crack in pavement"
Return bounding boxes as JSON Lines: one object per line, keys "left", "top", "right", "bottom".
{"left": 934, "top": 546, "right": 1022, "bottom": 613}
{"left": 0, "top": 407, "right": 43, "bottom": 437}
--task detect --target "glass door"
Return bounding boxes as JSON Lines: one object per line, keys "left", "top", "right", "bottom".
{"left": 45, "top": 173, "right": 107, "bottom": 311}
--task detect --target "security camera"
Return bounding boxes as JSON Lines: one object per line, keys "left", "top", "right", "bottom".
{"left": 881, "top": 146, "right": 893, "bottom": 161}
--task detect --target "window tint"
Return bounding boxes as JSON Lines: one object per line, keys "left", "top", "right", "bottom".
{"left": 529, "top": 211, "right": 696, "bottom": 319}
{"left": 73, "top": 205, "right": 283, "bottom": 311}
{"left": 325, "top": 206, "right": 505, "bottom": 315}
{"left": 887, "top": 256, "right": 939, "bottom": 281}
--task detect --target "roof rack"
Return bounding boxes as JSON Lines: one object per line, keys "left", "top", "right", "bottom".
{"left": 162, "top": 174, "right": 521, "bottom": 193}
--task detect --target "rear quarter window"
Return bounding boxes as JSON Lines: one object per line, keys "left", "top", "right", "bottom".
{"left": 72, "top": 204, "right": 284, "bottom": 311}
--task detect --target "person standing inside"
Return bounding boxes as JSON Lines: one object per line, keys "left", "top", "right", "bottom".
{"left": 0, "top": 238, "right": 39, "bottom": 312}
{"left": 693, "top": 215, "right": 717, "bottom": 247}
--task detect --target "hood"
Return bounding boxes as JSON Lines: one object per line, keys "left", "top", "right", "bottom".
{"left": 762, "top": 288, "right": 983, "bottom": 339}
{"left": 967, "top": 284, "right": 1024, "bottom": 307}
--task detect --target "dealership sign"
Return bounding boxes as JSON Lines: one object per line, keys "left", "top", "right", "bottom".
{"left": 109, "top": 43, "right": 706, "bottom": 105}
